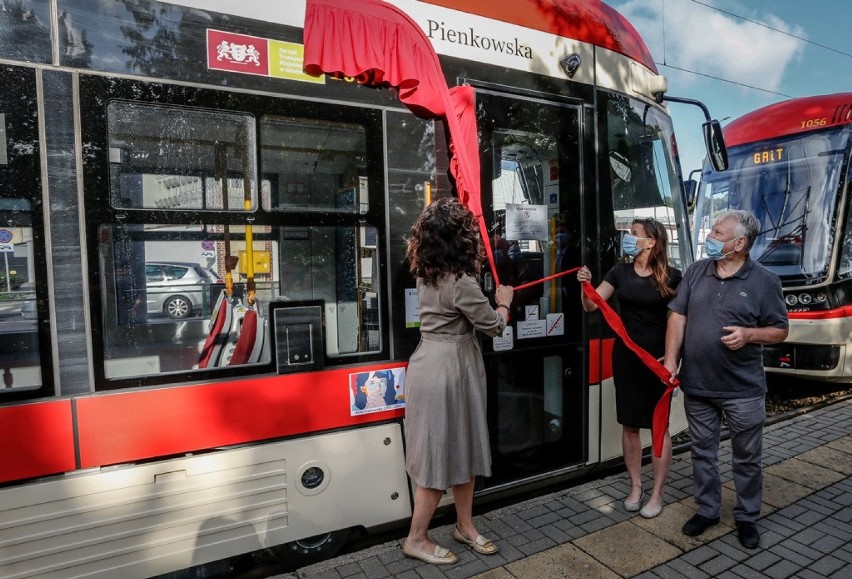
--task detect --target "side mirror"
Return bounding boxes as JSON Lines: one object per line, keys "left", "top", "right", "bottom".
{"left": 703, "top": 120, "right": 729, "bottom": 172}
{"left": 682, "top": 179, "right": 697, "bottom": 206}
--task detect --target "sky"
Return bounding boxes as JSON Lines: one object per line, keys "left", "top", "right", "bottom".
{"left": 604, "top": 0, "right": 852, "bottom": 176}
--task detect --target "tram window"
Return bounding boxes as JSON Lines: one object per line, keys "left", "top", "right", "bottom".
{"left": 0, "top": 67, "right": 46, "bottom": 395}
{"left": 0, "top": 1, "right": 51, "bottom": 64}
{"left": 0, "top": 215, "right": 41, "bottom": 389}
{"left": 260, "top": 117, "right": 368, "bottom": 214}
{"left": 99, "top": 223, "right": 275, "bottom": 377}
{"left": 606, "top": 95, "right": 683, "bottom": 266}
{"left": 107, "top": 102, "right": 257, "bottom": 211}
{"left": 278, "top": 225, "right": 381, "bottom": 356}
{"left": 98, "top": 219, "right": 380, "bottom": 377}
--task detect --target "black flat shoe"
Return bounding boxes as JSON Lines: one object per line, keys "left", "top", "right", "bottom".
{"left": 682, "top": 513, "right": 720, "bottom": 536}
{"left": 737, "top": 522, "right": 760, "bottom": 549}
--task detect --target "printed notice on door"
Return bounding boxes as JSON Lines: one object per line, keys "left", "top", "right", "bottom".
{"left": 505, "top": 204, "right": 548, "bottom": 240}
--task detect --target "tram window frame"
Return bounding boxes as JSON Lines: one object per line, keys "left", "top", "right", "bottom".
{"left": 0, "top": 65, "right": 53, "bottom": 401}
{"left": 80, "top": 76, "right": 390, "bottom": 390}
{"left": 836, "top": 148, "right": 852, "bottom": 279}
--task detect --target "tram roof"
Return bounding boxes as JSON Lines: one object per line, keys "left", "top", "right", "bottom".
{"left": 724, "top": 92, "right": 852, "bottom": 147}
{"left": 422, "top": 0, "right": 657, "bottom": 72}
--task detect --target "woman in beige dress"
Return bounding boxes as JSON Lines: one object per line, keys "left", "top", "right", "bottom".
{"left": 402, "top": 197, "right": 513, "bottom": 564}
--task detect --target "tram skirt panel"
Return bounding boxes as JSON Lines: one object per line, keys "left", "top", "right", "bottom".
{"left": 0, "top": 423, "right": 410, "bottom": 578}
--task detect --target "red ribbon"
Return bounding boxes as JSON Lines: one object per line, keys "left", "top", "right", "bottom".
{"left": 513, "top": 266, "right": 580, "bottom": 291}
{"left": 500, "top": 265, "right": 675, "bottom": 457}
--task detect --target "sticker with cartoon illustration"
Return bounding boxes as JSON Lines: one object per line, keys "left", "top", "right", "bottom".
{"left": 349, "top": 367, "right": 406, "bottom": 415}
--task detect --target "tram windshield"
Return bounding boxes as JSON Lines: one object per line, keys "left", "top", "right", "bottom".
{"left": 693, "top": 125, "right": 852, "bottom": 284}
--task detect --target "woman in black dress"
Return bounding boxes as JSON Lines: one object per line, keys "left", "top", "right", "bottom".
{"left": 577, "top": 218, "right": 681, "bottom": 519}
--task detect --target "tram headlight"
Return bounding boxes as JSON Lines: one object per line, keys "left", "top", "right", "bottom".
{"left": 785, "top": 291, "right": 828, "bottom": 308}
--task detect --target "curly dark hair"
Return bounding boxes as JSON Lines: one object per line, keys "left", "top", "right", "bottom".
{"left": 407, "top": 197, "right": 483, "bottom": 286}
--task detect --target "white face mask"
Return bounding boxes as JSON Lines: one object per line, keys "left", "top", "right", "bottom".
{"left": 622, "top": 234, "right": 648, "bottom": 256}
{"left": 705, "top": 236, "right": 739, "bottom": 260}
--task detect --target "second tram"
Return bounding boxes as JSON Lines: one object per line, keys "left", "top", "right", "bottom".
{"left": 692, "top": 93, "right": 852, "bottom": 381}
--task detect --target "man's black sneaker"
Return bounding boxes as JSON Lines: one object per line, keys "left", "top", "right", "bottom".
{"left": 737, "top": 522, "right": 760, "bottom": 549}
{"left": 682, "top": 514, "right": 720, "bottom": 536}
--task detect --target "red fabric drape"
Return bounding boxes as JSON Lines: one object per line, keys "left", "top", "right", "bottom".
{"left": 580, "top": 282, "right": 678, "bottom": 458}
{"left": 302, "top": 0, "right": 499, "bottom": 283}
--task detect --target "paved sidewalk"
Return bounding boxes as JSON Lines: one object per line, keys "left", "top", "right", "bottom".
{"left": 275, "top": 399, "right": 852, "bottom": 578}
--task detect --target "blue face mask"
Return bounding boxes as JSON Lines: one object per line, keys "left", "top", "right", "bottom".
{"left": 705, "top": 236, "right": 738, "bottom": 260}
{"left": 621, "top": 234, "right": 644, "bottom": 257}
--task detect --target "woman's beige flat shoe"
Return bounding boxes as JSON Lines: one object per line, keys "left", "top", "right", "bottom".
{"left": 453, "top": 526, "right": 498, "bottom": 555}
{"left": 402, "top": 540, "right": 458, "bottom": 564}
{"left": 640, "top": 501, "right": 663, "bottom": 519}
{"left": 624, "top": 489, "right": 644, "bottom": 512}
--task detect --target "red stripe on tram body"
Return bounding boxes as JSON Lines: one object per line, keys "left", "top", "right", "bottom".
{"left": 787, "top": 306, "right": 852, "bottom": 320}
{"left": 76, "top": 365, "right": 406, "bottom": 468}
{"left": 587, "top": 338, "right": 615, "bottom": 384}
{"left": 0, "top": 401, "right": 76, "bottom": 482}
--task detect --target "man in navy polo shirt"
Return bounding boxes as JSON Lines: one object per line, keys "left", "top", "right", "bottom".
{"left": 663, "top": 210, "right": 788, "bottom": 549}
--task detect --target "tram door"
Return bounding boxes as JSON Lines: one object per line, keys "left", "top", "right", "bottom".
{"left": 476, "top": 90, "right": 587, "bottom": 487}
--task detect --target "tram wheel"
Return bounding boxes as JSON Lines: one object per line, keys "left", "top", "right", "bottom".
{"left": 269, "top": 528, "right": 352, "bottom": 567}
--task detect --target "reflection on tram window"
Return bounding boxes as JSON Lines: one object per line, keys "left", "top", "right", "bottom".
{"left": 260, "top": 116, "right": 368, "bottom": 214}
{"left": 606, "top": 96, "right": 683, "bottom": 268}
{"left": 488, "top": 109, "right": 567, "bottom": 322}
{"left": 99, "top": 223, "right": 274, "bottom": 377}
{"left": 0, "top": 0, "right": 52, "bottom": 65}
{"left": 0, "top": 216, "right": 41, "bottom": 389}
{"left": 107, "top": 102, "right": 257, "bottom": 211}
{"left": 496, "top": 354, "right": 564, "bottom": 454}
{"left": 98, "top": 221, "right": 381, "bottom": 378}
{"left": 606, "top": 97, "right": 679, "bottom": 213}
{"left": 278, "top": 225, "right": 381, "bottom": 356}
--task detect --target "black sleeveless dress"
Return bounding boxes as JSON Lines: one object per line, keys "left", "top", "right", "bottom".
{"left": 603, "top": 262, "right": 682, "bottom": 428}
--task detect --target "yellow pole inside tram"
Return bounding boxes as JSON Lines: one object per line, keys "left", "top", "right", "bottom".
{"left": 238, "top": 127, "right": 255, "bottom": 307}
{"left": 244, "top": 197, "right": 255, "bottom": 306}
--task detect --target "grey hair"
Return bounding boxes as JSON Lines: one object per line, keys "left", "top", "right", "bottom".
{"left": 713, "top": 210, "right": 759, "bottom": 251}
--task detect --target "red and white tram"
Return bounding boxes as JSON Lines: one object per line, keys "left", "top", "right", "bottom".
{"left": 0, "top": 1, "right": 716, "bottom": 575}
{"left": 692, "top": 93, "right": 852, "bottom": 381}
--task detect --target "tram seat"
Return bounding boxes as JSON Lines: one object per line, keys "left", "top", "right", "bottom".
{"left": 198, "top": 294, "right": 232, "bottom": 369}
{"left": 228, "top": 308, "right": 266, "bottom": 366}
